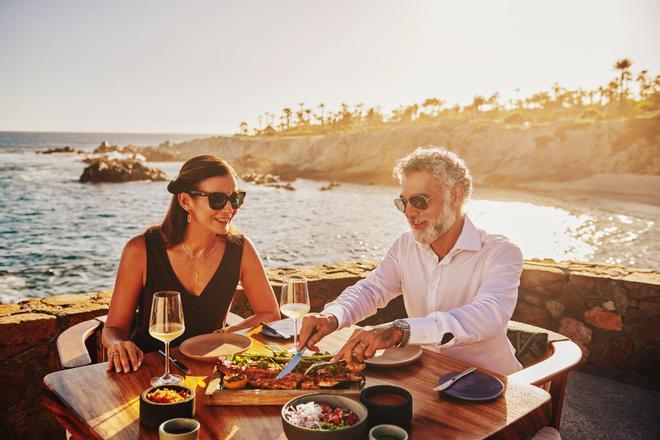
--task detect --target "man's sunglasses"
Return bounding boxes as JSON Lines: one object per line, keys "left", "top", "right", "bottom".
{"left": 187, "top": 190, "right": 246, "bottom": 210}
{"left": 394, "top": 193, "right": 437, "bottom": 212}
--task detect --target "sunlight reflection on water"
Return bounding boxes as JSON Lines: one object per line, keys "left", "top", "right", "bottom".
{"left": 0, "top": 152, "right": 657, "bottom": 302}
{"left": 466, "top": 201, "right": 597, "bottom": 263}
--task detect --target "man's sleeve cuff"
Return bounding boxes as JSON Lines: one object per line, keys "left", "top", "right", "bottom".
{"left": 405, "top": 315, "right": 456, "bottom": 347}
{"left": 322, "top": 304, "right": 349, "bottom": 330}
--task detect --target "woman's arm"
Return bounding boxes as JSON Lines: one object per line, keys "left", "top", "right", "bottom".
{"left": 222, "top": 237, "right": 280, "bottom": 333}
{"left": 101, "top": 235, "right": 146, "bottom": 373}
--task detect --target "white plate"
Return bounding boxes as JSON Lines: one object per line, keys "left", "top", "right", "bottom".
{"left": 365, "top": 345, "right": 423, "bottom": 368}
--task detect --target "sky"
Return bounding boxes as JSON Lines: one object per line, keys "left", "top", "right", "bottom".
{"left": 1, "top": 0, "right": 658, "bottom": 134}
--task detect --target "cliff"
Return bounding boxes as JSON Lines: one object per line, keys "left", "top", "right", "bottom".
{"left": 144, "top": 115, "right": 660, "bottom": 201}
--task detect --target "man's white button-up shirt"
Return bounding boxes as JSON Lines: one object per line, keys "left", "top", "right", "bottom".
{"left": 323, "top": 215, "right": 524, "bottom": 375}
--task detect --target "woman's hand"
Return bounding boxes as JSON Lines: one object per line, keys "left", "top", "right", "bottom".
{"left": 106, "top": 340, "right": 144, "bottom": 373}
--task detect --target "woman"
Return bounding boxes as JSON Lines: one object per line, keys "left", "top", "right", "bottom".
{"left": 102, "top": 155, "right": 280, "bottom": 373}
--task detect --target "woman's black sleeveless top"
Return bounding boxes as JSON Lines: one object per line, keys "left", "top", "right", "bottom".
{"left": 130, "top": 230, "right": 244, "bottom": 353}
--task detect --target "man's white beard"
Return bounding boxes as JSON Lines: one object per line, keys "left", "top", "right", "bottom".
{"left": 410, "top": 199, "right": 456, "bottom": 245}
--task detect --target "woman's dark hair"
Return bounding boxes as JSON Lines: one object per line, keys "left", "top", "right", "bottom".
{"left": 152, "top": 155, "right": 242, "bottom": 247}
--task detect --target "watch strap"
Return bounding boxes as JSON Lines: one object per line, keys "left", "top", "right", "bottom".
{"left": 393, "top": 319, "right": 410, "bottom": 348}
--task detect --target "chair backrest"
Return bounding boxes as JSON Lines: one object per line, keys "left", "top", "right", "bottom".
{"left": 56, "top": 316, "right": 107, "bottom": 368}
{"left": 507, "top": 326, "right": 549, "bottom": 367}
{"left": 506, "top": 319, "right": 582, "bottom": 430}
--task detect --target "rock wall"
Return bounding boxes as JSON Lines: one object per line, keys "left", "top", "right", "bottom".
{"left": 0, "top": 260, "right": 658, "bottom": 438}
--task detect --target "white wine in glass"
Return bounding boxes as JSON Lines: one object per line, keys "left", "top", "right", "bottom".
{"left": 149, "top": 291, "right": 185, "bottom": 386}
{"left": 280, "top": 277, "right": 310, "bottom": 352}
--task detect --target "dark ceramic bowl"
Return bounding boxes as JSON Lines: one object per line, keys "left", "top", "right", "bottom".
{"left": 139, "top": 385, "right": 195, "bottom": 428}
{"left": 360, "top": 385, "right": 413, "bottom": 429}
{"left": 281, "top": 393, "right": 368, "bottom": 440}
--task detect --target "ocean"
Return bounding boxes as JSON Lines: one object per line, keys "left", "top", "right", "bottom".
{"left": 1, "top": 131, "right": 657, "bottom": 304}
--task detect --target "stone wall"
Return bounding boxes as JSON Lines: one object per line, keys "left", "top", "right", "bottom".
{"left": 0, "top": 260, "right": 658, "bottom": 438}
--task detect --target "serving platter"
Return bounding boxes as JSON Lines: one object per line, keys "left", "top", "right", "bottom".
{"left": 204, "top": 367, "right": 366, "bottom": 405}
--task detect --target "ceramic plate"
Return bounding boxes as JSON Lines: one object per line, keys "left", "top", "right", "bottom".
{"left": 365, "top": 345, "right": 423, "bottom": 368}
{"left": 179, "top": 333, "right": 252, "bottom": 362}
{"left": 437, "top": 370, "right": 505, "bottom": 401}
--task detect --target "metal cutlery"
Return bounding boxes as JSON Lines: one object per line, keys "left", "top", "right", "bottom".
{"left": 303, "top": 358, "right": 347, "bottom": 376}
{"left": 433, "top": 367, "right": 477, "bottom": 391}
{"left": 158, "top": 350, "right": 191, "bottom": 374}
{"left": 276, "top": 326, "right": 324, "bottom": 379}
{"left": 275, "top": 347, "right": 307, "bottom": 380}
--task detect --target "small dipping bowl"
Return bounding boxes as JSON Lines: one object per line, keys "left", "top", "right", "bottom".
{"left": 140, "top": 385, "right": 196, "bottom": 429}
{"left": 159, "top": 418, "right": 200, "bottom": 440}
{"left": 369, "top": 424, "right": 409, "bottom": 440}
{"left": 360, "top": 385, "right": 413, "bottom": 429}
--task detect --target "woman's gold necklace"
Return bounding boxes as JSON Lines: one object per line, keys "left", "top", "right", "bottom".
{"left": 181, "top": 239, "right": 218, "bottom": 287}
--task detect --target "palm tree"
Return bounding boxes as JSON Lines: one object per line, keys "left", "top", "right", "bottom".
{"left": 282, "top": 108, "right": 292, "bottom": 129}
{"left": 636, "top": 70, "right": 650, "bottom": 100}
{"left": 606, "top": 80, "right": 619, "bottom": 105}
{"left": 422, "top": 98, "right": 443, "bottom": 116}
{"left": 551, "top": 82, "right": 565, "bottom": 107}
{"left": 471, "top": 95, "right": 486, "bottom": 114}
{"left": 239, "top": 122, "right": 248, "bottom": 135}
{"left": 614, "top": 58, "right": 633, "bottom": 104}
{"left": 486, "top": 92, "right": 500, "bottom": 112}
{"left": 318, "top": 103, "right": 326, "bottom": 126}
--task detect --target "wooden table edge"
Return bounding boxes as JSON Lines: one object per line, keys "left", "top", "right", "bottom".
{"left": 43, "top": 372, "right": 103, "bottom": 440}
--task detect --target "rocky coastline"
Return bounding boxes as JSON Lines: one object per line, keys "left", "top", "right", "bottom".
{"left": 134, "top": 116, "right": 660, "bottom": 204}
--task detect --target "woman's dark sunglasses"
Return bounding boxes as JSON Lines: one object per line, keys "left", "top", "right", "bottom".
{"left": 187, "top": 190, "right": 246, "bottom": 210}
{"left": 394, "top": 193, "right": 437, "bottom": 212}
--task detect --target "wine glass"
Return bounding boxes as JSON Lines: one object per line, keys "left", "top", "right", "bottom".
{"left": 149, "top": 291, "right": 185, "bottom": 386}
{"left": 280, "top": 277, "right": 311, "bottom": 352}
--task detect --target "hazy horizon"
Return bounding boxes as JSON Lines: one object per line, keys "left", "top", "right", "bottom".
{"left": 1, "top": 0, "right": 658, "bottom": 133}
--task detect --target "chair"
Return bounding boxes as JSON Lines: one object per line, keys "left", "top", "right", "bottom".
{"left": 56, "top": 312, "right": 245, "bottom": 368}
{"left": 506, "top": 320, "right": 582, "bottom": 430}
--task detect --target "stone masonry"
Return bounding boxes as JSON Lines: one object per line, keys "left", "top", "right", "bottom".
{"left": 0, "top": 260, "right": 658, "bottom": 438}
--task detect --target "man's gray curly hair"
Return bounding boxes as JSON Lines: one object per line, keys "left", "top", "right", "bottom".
{"left": 393, "top": 146, "right": 473, "bottom": 205}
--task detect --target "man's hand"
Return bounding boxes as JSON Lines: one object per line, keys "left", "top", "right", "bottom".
{"left": 333, "top": 325, "right": 404, "bottom": 363}
{"left": 297, "top": 313, "right": 339, "bottom": 351}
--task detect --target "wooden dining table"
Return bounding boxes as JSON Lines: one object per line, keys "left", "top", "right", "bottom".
{"left": 43, "top": 325, "right": 551, "bottom": 439}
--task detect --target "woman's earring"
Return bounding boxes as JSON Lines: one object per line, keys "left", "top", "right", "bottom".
{"left": 187, "top": 212, "right": 192, "bottom": 223}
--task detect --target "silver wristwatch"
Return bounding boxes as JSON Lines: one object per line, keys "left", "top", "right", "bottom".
{"left": 392, "top": 319, "right": 411, "bottom": 348}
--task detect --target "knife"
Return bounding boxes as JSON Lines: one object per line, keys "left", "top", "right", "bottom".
{"left": 433, "top": 367, "right": 477, "bottom": 391}
{"left": 158, "top": 350, "right": 191, "bottom": 375}
{"left": 275, "top": 347, "right": 307, "bottom": 380}
{"left": 276, "top": 326, "right": 322, "bottom": 380}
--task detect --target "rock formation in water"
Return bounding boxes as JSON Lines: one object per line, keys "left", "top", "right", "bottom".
{"left": 79, "top": 158, "right": 168, "bottom": 183}
{"left": 36, "top": 146, "right": 85, "bottom": 154}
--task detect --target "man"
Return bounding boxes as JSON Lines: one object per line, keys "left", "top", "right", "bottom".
{"left": 298, "top": 146, "right": 524, "bottom": 375}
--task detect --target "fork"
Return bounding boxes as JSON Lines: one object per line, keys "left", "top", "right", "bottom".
{"left": 303, "top": 358, "right": 348, "bottom": 375}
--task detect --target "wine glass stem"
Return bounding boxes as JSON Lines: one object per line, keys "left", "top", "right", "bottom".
{"left": 293, "top": 318, "right": 298, "bottom": 349}
{"left": 164, "top": 341, "right": 170, "bottom": 377}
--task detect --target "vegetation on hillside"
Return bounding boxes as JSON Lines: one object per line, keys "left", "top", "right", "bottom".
{"left": 237, "top": 59, "right": 659, "bottom": 137}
